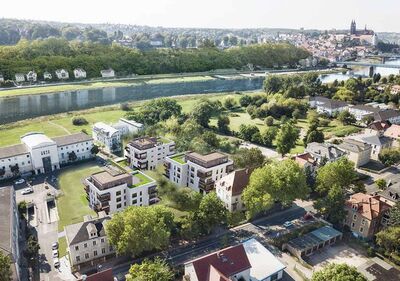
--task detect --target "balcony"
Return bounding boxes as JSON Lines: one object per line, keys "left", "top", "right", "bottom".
{"left": 226, "top": 164, "right": 234, "bottom": 173}
{"left": 134, "top": 152, "right": 147, "bottom": 160}
{"left": 148, "top": 186, "right": 157, "bottom": 195}
{"left": 95, "top": 202, "right": 110, "bottom": 213}
{"left": 199, "top": 179, "right": 215, "bottom": 192}
{"left": 83, "top": 185, "right": 89, "bottom": 194}
{"left": 197, "top": 170, "right": 212, "bottom": 178}
{"left": 97, "top": 192, "right": 111, "bottom": 202}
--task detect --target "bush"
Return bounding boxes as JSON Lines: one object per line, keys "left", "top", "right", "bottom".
{"left": 319, "top": 119, "right": 330, "bottom": 127}
{"left": 223, "top": 96, "right": 237, "bottom": 110}
{"left": 120, "top": 103, "right": 131, "bottom": 111}
{"left": 72, "top": 116, "right": 88, "bottom": 126}
{"left": 367, "top": 247, "right": 375, "bottom": 257}
{"left": 265, "top": 116, "right": 274, "bottom": 126}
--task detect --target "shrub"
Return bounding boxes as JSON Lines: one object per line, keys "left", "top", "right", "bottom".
{"left": 120, "top": 103, "right": 131, "bottom": 111}
{"left": 265, "top": 116, "right": 274, "bottom": 126}
{"left": 223, "top": 96, "right": 237, "bottom": 110}
{"left": 72, "top": 117, "right": 88, "bottom": 126}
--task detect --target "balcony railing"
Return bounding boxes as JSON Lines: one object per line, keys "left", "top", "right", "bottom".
{"left": 97, "top": 193, "right": 111, "bottom": 202}
{"left": 197, "top": 170, "right": 212, "bottom": 178}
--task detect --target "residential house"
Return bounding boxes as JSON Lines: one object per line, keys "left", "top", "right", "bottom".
{"left": 83, "top": 166, "right": 157, "bottom": 214}
{"left": 215, "top": 168, "right": 253, "bottom": 212}
{"left": 43, "top": 71, "right": 52, "bottom": 80}
{"left": 338, "top": 139, "right": 372, "bottom": 167}
{"left": 74, "top": 68, "right": 87, "bottom": 79}
{"left": 0, "top": 74, "right": 4, "bottom": 83}
{"left": 86, "top": 269, "right": 114, "bottom": 281}
{"left": 365, "top": 121, "right": 391, "bottom": 136}
{"left": 283, "top": 226, "right": 342, "bottom": 259}
{"left": 14, "top": 73, "right": 25, "bottom": 83}
{"left": 100, "top": 69, "right": 115, "bottom": 78}
{"left": 0, "top": 186, "right": 21, "bottom": 281}
{"left": 374, "top": 109, "right": 400, "bottom": 125}
{"left": 308, "top": 97, "right": 348, "bottom": 116}
{"left": 0, "top": 132, "right": 94, "bottom": 180}
{"left": 292, "top": 152, "right": 318, "bottom": 172}
{"left": 26, "top": 71, "right": 37, "bottom": 82}
{"left": 305, "top": 142, "right": 346, "bottom": 165}
{"left": 348, "top": 105, "right": 380, "bottom": 121}
{"left": 391, "top": 85, "right": 400, "bottom": 95}
{"left": 55, "top": 69, "right": 69, "bottom": 80}
{"left": 64, "top": 212, "right": 115, "bottom": 269}
{"left": 125, "top": 136, "right": 175, "bottom": 170}
{"left": 165, "top": 151, "right": 234, "bottom": 194}
{"left": 113, "top": 118, "right": 144, "bottom": 136}
{"left": 349, "top": 133, "right": 392, "bottom": 160}
{"left": 184, "top": 238, "right": 286, "bottom": 281}
{"left": 92, "top": 122, "right": 121, "bottom": 153}
{"left": 344, "top": 193, "right": 390, "bottom": 239}
{"left": 383, "top": 124, "right": 400, "bottom": 147}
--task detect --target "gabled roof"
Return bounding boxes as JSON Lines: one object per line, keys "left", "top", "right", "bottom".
{"left": 217, "top": 168, "right": 253, "bottom": 196}
{"left": 384, "top": 124, "right": 400, "bottom": 139}
{"left": 52, "top": 133, "right": 93, "bottom": 146}
{"left": 339, "top": 139, "right": 371, "bottom": 153}
{"left": 368, "top": 121, "right": 391, "bottom": 131}
{"left": 65, "top": 216, "right": 111, "bottom": 245}
{"left": 346, "top": 193, "right": 390, "bottom": 220}
{"left": 86, "top": 269, "right": 114, "bottom": 281}
{"left": 374, "top": 109, "right": 400, "bottom": 122}
{"left": 292, "top": 152, "right": 317, "bottom": 168}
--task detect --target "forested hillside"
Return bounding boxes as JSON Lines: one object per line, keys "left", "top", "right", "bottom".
{"left": 0, "top": 39, "right": 309, "bottom": 79}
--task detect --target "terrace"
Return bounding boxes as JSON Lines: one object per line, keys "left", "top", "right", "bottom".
{"left": 130, "top": 171, "right": 154, "bottom": 188}
{"left": 169, "top": 153, "right": 186, "bottom": 164}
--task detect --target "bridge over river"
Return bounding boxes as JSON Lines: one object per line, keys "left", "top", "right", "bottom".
{"left": 335, "top": 61, "right": 400, "bottom": 76}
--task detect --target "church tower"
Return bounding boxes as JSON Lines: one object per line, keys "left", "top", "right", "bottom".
{"left": 350, "top": 20, "right": 357, "bottom": 35}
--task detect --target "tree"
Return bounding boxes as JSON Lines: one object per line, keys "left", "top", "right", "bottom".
{"left": 243, "top": 160, "right": 308, "bottom": 218}
{"left": 217, "top": 115, "right": 230, "bottom": 134}
{"left": 105, "top": 205, "right": 174, "bottom": 256}
{"left": 265, "top": 116, "right": 274, "bottom": 126}
{"left": 72, "top": 116, "right": 88, "bottom": 126}
{"left": 304, "top": 130, "right": 324, "bottom": 146}
{"left": 389, "top": 202, "right": 400, "bottom": 226}
{"left": 311, "top": 263, "right": 367, "bottom": 281}
{"left": 261, "top": 127, "right": 278, "bottom": 147}
{"left": 232, "top": 148, "right": 265, "bottom": 169}
{"left": 223, "top": 96, "right": 237, "bottom": 110}
{"left": 0, "top": 251, "right": 12, "bottom": 281}
{"left": 68, "top": 151, "right": 77, "bottom": 162}
{"left": 90, "top": 145, "right": 100, "bottom": 155}
{"left": 191, "top": 99, "right": 221, "bottom": 127}
{"left": 379, "top": 148, "right": 400, "bottom": 166}
{"left": 337, "top": 110, "right": 356, "bottom": 125}
{"left": 127, "top": 258, "right": 174, "bottom": 281}
{"left": 238, "top": 124, "right": 260, "bottom": 141}
{"left": 376, "top": 226, "right": 400, "bottom": 255}
{"left": 316, "top": 158, "right": 357, "bottom": 194}
{"left": 275, "top": 121, "right": 300, "bottom": 156}
{"left": 375, "top": 178, "right": 387, "bottom": 190}
{"left": 25, "top": 235, "right": 40, "bottom": 266}
{"left": 239, "top": 95, "right": 252, "bottom": 107}
{"left": 314, "top": 185, "right": 346, "bottom": 225}
{"left": 333, "top": 88, "right": 357, "bottom": 102}
{"left": 196, "top": 192, "right": 227, "bottom": 234}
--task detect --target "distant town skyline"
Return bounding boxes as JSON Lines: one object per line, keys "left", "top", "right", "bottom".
{"left": 0, "top": 0, "right": 399, "bottom": 32}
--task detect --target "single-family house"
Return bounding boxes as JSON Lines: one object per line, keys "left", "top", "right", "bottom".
{"left": 100, "top": 69, "right": 115, "bottom": 78}
{"left": 308, "top": 97, "right": 348, "bottom": 117}
{"left": 73, "top": 68, "right": 87, "bottom": 79}
{"left": 26, "top": 71, "right": 37, "bottom": 82}
{"left": 305, "top": 142, "right": 346, "bottom": 164}
{"left": 349, "top": 133, "right": 392, "bottom": 160}
{"left": 43, "top": 71, "right": 52, "bottom": 80}
{"left": 348, "top": 105, "right": 380, "bottom": 121}
{"left": 383, "top": 124, "right": 400, "bottom": 147}
{"left": 15, "top": 73, "right": 25, "bottom": 83}
{"left": 216, "top": 168, "right": 253, "bottom": 212}
{"left": 344, "top": 193, "right": 390, "bottom": 239}
{"left": 55, "top": 69, "right": 69, "bottom": 80}
{"left": 366, "top": 121, "right": 391, "bottom": 136}
{"left": 374, "top": 109, "right": 400, "bottom": 125}
{"left": 184, "top": 238, "right": 286, "bottom": 281}
{"left": 338, "top": 139, "right": 372, "bottom": 167}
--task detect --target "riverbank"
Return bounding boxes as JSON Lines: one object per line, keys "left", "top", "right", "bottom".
{"left": 0, "top": 91, "right": 250, "bottom": 147}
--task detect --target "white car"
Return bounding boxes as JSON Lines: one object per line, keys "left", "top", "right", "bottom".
{"left": 14, "top": 179, "right": 25, "bottom": 185}
{"left": 21, "top": 187, "right": 33, "bottom": 195}
{"left": 52, "top": 250, "right": 58, "bottom": 258}
{"left": 283, "top": 221, "right": 294, "bottom": 228}
{"left": 53, "top": 258, "right": 60, "bottom": 268}
{"left": 52, "top": 242, "right": 59, "bottom": 250}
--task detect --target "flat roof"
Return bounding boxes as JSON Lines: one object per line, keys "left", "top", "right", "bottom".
{"left": 310, "top": 226, "right": 343, "bottom": 242}
{"left": 0, "top": 186, "right": 13, "bottom": 255}
{"left": 93, "top": 122, "right": 119, "bottom": 135}
{"left": 288, "top": 226, "right": 342, "bottom": 251}
{"left": 91, "top": 168, "right": 130, "bottom": 185}
{"left": 243, "top": 238, "right": 286, "bottom": 280}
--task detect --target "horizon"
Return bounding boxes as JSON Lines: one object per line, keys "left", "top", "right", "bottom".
{"left": 0, "top": 0, "right": 399, "bottom": 32}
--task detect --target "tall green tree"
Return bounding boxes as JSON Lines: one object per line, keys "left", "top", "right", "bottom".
{"left": 127, "top": 258, "right": 174, "bottom": 281}
{"left": 0, "top": 251, "right": 12, "bottom": 281}
{"left": 197, "top": 192, "right": 227, "bottom": 234}
{"left": 376, "top": 226, "right": 400, "bottom": 255}
{"left": 314, "top": 185, "right": 346, "bottom": 225}
{"left": 217, "top": 115, "right": 230, "bottom": 134}
{"left": 191, "top": 99, "right": 222, "bottom": 127}
{"left": 232, "top": 148, "right": 265, "bottom": 169}
{"left": 311, "top": 263, "right": 367, "bottom": 281}
{"left": 389, "top": 201, "right": 400, "bottom": 226}
{"left": 275, "top": 121, "right": 300, "bottom": 156}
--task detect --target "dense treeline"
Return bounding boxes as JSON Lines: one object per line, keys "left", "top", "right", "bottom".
{"left": 0, "top": 38, "right": 309, "bottom": 79}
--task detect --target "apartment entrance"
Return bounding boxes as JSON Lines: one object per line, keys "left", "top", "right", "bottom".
{"left": 42, "top": 156, "right": 52, "bottom": 173}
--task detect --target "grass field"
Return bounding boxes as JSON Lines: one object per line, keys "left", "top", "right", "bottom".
{"left": 145, "top": 76, "right": 214, "bottom": 84}
{"left": 57, "top": 162, "right": 100, "bottom": 231}
{"left": 58, "top": 236, "right": 67, "bottom": 258}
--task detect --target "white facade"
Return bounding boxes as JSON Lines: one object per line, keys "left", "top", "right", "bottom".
{"left": 15, "top": 73, "right": 25, "bottom": 83}
{"left": 125, "top": 137, "right": 175, "bottom": 170}
{"left": 113, "top": 118, "right": 144, "bottom": 136}
{"left": 100, "top": 69, "right": 115, "bottom": 78}
{"left": 0, "top": 74, "right": 4, "bottom": 83}
{"left": 84, "top": 168, "right": 157, "bottom": 214}
{"left": 348, "top": 106, "right": 377, "bottom": 121}
{"left": 0, "top": 132, "right": 94, "bottom": 180}
{"left": 165, "top": 152, "right": 234, "bottom": 194}
{"left": 43, "top": 72, "right": 52, "bottom": 80}
{"left": 26, "top": 71, "right": 37, "bottom": 82}
{"left": 74, "top": 68, "right": 87, "bottom": 79}
{"left": 93, "top": 122, "right": 121, "bottom": 153}
{"left": 55, "top": 69, "right": 69, "bottom": 80}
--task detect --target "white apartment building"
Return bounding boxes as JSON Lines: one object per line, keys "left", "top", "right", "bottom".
{"left": 308, "top": 97, "right": 348, "bottom": 117}
{"left": 0, "top": 186, "right": 21, "bottom": 281}
{"left": 165, "top": 151, "right": 234, "bottom": 194}
{"left": 125, "top": 136, "right": 175, "bottom": 170}
{"left": 0, "top": 132, "right": 94, "bottom": 180}
{"left": 92, "top": 122, "right": 121, "bottom": 153}
{"left": 100, "top": 68, "right": 115, "bottom": 78}
{"left": 65, "top": 212, "right": 115, "bottom": 269}
{"left": 84, "top": 167, "right": 158, "bottom": 214}
{"left": 26, "top": 71, "right": 37, "bottom": 82}
{"left": 73, "top": 68, "right": 87, "bottom": 79}
{"left": 216, "top": 168, "right": 252, "bottom": 212}
{"left": 113, "top": 118, "right": 144, "bottom": 136}
{"left": 55, "top": 69, "right": 69, "bottom": 80}
{"left": 348, "top": 105, "right": 380, "bottom": 121}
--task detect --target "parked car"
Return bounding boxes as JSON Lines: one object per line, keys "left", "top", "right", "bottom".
{"left": 52, "top": 250, "right": 58, "bottom": 258}
{"left": 53, "top": 258, "right": 60, "bottom": 268}
{"left": 283, "top": 221, "right": 294, "bottom": 228}
{"left": 52, "top": 242, "right": 59, "bottom": 250}
{"left": 21, "top": 187, "right": 33, "bottom": 195}
{"left": 14, "top": 179, "right": 25, "bottom": 185}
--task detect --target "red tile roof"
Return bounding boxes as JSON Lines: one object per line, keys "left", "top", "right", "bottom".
{"left": 346, "top": 193, "right": 390, "bottom": 220}
{"left": 384, "top": 124, "right": 400, "bottom": 139}
{"left": 292, "top": 153, "right": 317, "bottom": 168}
{"left": 86, "top": 269, "right": 114, "bottom": 281}
{"left": 190, "top": 244, "right": 251, "bottom": 281}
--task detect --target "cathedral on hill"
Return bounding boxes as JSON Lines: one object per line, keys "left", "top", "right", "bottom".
{"left": 350, "top": 20, "right": 374, "bottom": 36}
{"left": 349, "top": 20, "right": 377, "bottom": 46}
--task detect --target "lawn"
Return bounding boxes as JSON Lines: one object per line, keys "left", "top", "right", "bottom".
{"left": 170, "top": 153, "right": 186, "bottom": 164}
{"left": 58, "top": 236, "right": 67, "bottom": 258}
{"left": 130, "top": 172, "right": 154, "bottom": 188}
{"left": 146, "top": 76, "right": 215, "bottom": 84}
{"left": 57, "top": 162, "right": 100, "bottom": 231}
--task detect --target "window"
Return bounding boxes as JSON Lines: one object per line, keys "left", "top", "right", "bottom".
{"left": 360, "top": 227, "right": 364, "bottom": 233}
{"left": 117, "top": 203, "right": 122, "bottom": 208}
{"left": 76, "top": 256, "right": 80, "bottom": 262}
{"left": 116, "top": 197, "right": 122, "bottom": 202}
{"left": 116, "top": 191, "right": 121, "bottom": 196}
{"left": 132, "top": 193, "right": 137, "bottom": 198}
{"left": 353, "top": 214, "right": 357, "bottom": 220}
{"left": 101, "top": 238, "right": 105, "bottom": 243}
{"left": 85, "top": 253, "right": 89, "bottom": 259}
{"left": 132, "top": 199, "right": 137, "bottom": 204}
{"left": 361, "top": 219, "right": 366, "bottom": 225}
{"left": 93, "top": 240, "right": 96, "bottom": 246}
{"left": 94, "top": 250, "right": 98, "bottom": 256}
{"left": 84, "top": 243, "right": 87, "bottom": 248}
{"left": 75, "top": 246, "right": 79, "bottom": 251}
{"left": 351, "top": 222, "right": 355, "bottom": 228}
{"left": 102, "top": 248, "right": 106, "bottom": 254}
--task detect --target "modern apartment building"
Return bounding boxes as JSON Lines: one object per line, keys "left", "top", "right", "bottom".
{"left": 164, "top": 151, "right": 234, "bottom": 194}
{"left": 92, "top": 122, "right": 121, "bottom": 153}
{"left": 65, "top": 212, "right": 115, "bottom": 270}
{"left": 0, "top": 186, "right": 21, "bottom": 281}
{"left": 0, "top": 132, "right": 94, "bottom": 180}
{"left": 83, "top": 166, "right": 157, "bottom": 214}
{"left": 125, "top": 136, "right": 175, "bottom": 170}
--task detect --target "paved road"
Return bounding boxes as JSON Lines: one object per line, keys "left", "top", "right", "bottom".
{"left": 112, "top": 203, "right": 312, "bottom": 280}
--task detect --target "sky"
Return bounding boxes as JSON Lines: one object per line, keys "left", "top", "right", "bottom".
{"left": 1, "top": 0, "right": 399, "bottom": 32}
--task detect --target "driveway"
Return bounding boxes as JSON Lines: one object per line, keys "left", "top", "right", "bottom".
{"left": 240, "top": 142, "right": 281, "bottom": 159}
